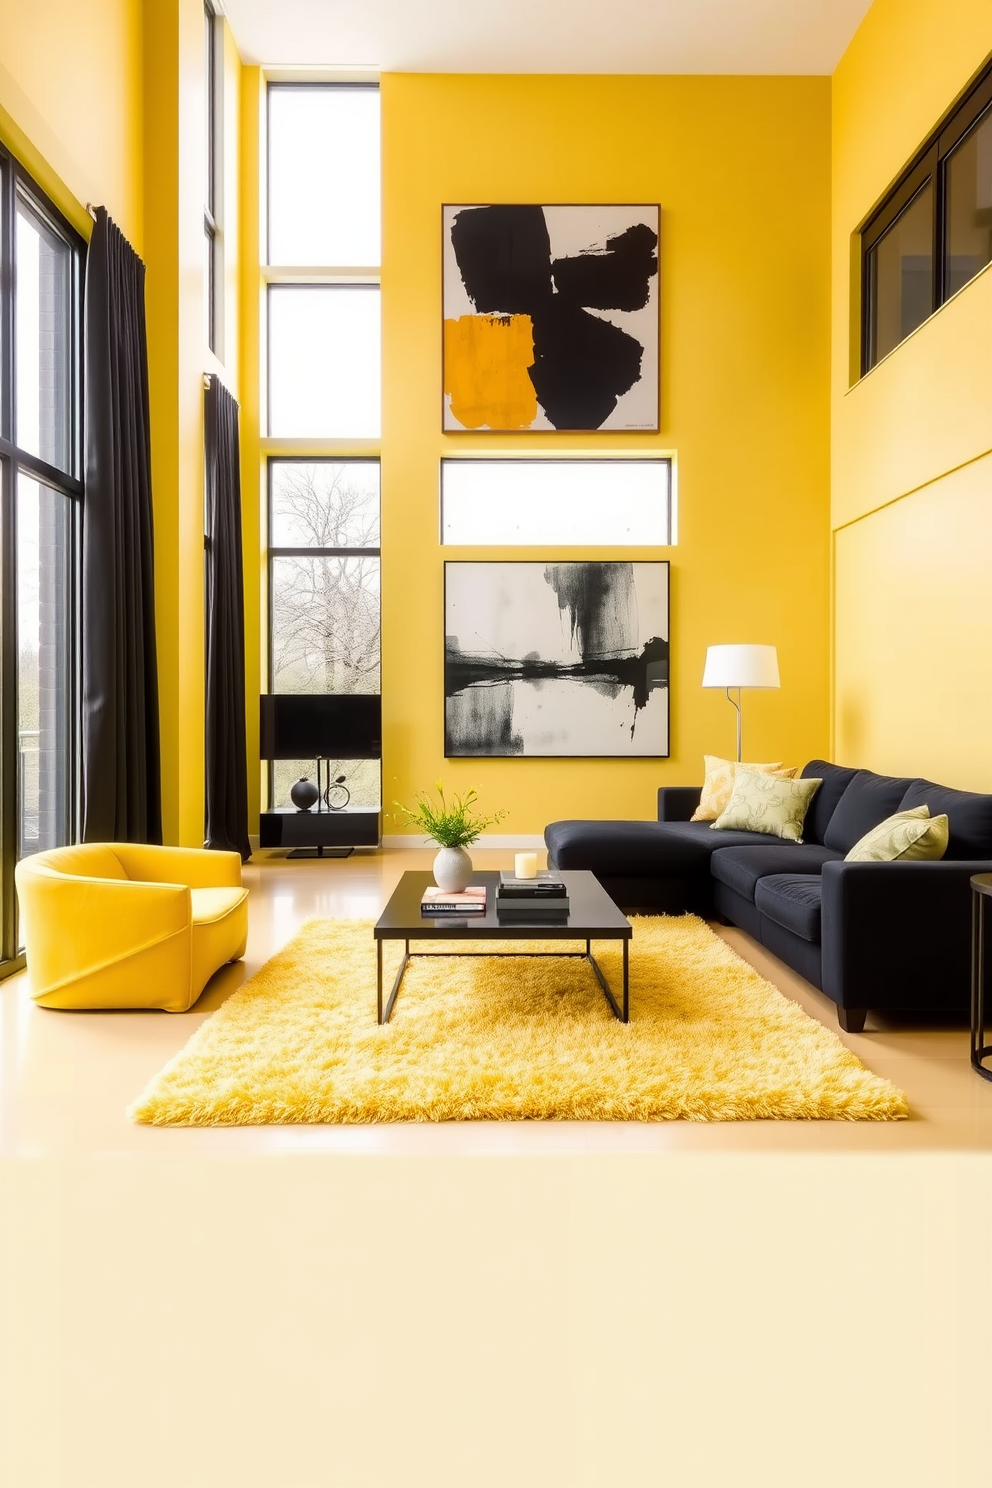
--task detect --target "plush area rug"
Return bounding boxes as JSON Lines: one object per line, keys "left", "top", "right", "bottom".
{"left": 128, "top": 916, "right": 908, "bottom": 1125}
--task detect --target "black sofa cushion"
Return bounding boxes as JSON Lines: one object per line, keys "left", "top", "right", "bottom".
{"left": 800, "top": 760, "right": 859, "bottom": 845}
{"left": 710, "top": 843, "right": 841, "bottom": 902}
{"left": 755, "top": 874, "right": 823, "bottom": 942}
{"left": 822, "top": 769, "right": 917, "bottom": 854}
{"left": 544, "top": 819, "right": 775, "bottom": 878}
{"left": 898, "top": 779, "right": 992, "bottom": 861}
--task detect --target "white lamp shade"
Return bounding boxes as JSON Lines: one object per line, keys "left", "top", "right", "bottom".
{"left": 702, "top": 644, "right": 780, "bottom": 689}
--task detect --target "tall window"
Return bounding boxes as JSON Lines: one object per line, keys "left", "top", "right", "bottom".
{"left": 0, "top": 151, "right": 83, "bottom": 967}
{"left": 264, "top": 82, "right": 381, "bottom": 810}
{"left": 204, "top": 0, "right": 221, "bottom": 353}
{"left": 861, "top": 58, "right": 992, "bottom": 373}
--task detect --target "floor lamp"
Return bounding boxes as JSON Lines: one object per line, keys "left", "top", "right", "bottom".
{"left": 702, "top": 644, "right": 780, "bottom": 762}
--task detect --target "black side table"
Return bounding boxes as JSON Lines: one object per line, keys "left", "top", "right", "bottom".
{"left": 970, "top": 874, "right": 992, "bottom": 1080}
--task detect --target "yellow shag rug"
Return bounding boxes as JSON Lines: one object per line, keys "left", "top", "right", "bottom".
{"left": 128, "top": 916, "right": 908, "bottom": 1125}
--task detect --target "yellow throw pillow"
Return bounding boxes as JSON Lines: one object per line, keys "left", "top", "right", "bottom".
{"left": 690, "top": 755, "right": 799, "bottom": 822}
{"left": 712, "top": 770, "right": 822, "bottom": 843}
{"left": 845, "top": 806, "right": 949, "bottom": 863}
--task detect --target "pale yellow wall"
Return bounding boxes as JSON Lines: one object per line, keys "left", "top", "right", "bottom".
{"left": 145, "top": 0, "right": 241, "bottom": 844}
{"left": 0, "top": 0, "right": 143, "bottom": 245}
{"left": 835, "top": 454, "right": 992, "bottom": 786}
{"left": 381, "top": 74, "right": 831, "bottom": 832}
{"left": 240, "top": 67, "right": 262, "bottom": 829}
{"left": 0, "top": 0, "right": 234, "bottom": 846}
{"left": 831, "top": 0, "right": 992, "bottom": 787}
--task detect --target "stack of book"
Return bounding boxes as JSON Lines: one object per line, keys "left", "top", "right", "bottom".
{"left": 420, "top": 884, "right": 487, "bottom": 915}
{"left": 496, "top": 870, "right": 569, "bottom": 918}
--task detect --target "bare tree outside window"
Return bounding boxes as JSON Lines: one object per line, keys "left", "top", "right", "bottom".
{"left": 270, "top": 461, "right": 380, "bottom": 696}
{"left": 268, "top": 461, "right": 381, "bottom": 809}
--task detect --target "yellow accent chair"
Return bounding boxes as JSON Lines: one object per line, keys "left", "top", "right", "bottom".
{"left": 14, "top": 843, "right": 249, "bottom": 1011}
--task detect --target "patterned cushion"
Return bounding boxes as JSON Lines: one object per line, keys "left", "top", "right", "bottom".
{"left": 712, "top": 770, "right": 822, "bottom": 844}
{"left": 690, "top": 755, "right": 798, "bottom": 822}
{"left": 845, "top": 806, "right": 949, "bottom": 863}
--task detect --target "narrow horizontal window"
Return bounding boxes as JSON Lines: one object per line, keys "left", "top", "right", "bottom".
{"left": 267, "top": 84, "right": 380, "bottom": 267}
{"left": 267, "top": 285, "right": 380, "bottom": 438}
{"left": 271, "top": 757, "right": 381, "bottom": 812}
{"left": 440, "top": 459, "right": 672, "bottom": 546}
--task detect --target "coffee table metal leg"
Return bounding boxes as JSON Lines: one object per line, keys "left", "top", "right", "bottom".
{"left": 380, "top": 938, "right": 410, "bottom": 1025}
{"left": 623, "top": 937, "right": 629, "bottom": 1023}
{"left": 376, "top": 938, "right": 383, "bottom": 1023}
{"left": 972, "top": 889, "right": 992, "bottom": 1080}
{"left": 587, "top": 940, "right": 630, "bottom": 1024}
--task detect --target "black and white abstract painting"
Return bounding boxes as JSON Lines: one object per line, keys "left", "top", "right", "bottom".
{"left": 442, "top": 205, "right": 660, "bottom": 433}
{"left": 444, "top": 562, "right": 669, "bottom": 758}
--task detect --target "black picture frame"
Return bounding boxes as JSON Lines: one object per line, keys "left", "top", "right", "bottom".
{"left": 444, "top": 560, "right": 670, "bottom": 759}
{"left": 442, "top": 204, "right": 661, "bottom": 434}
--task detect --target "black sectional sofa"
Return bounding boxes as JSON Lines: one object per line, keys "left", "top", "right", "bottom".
{"left": 545, "top": 760, "right": 992, "bottom": 1031}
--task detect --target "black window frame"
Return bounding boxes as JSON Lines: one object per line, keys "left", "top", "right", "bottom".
{"left": 0, "top": 147, "right": 85, "bottom": 973}
{"left": 266, "top": 456, "right": 382, "bottom": 808}
{"left": 860, "top": 54, "right": 992, "bottom": 375}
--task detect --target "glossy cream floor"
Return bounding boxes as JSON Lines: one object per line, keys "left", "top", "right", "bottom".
{"left": 2, "top": 845, "right": 991, "bottom": 1156}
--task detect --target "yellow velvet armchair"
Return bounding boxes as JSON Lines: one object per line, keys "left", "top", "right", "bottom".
{"left": 14, "top": 843, "right": 249, "bottom": 1011}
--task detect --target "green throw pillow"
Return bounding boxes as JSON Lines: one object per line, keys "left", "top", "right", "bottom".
{"left": 711, "top": 770, "right": 822, "bottom": 843}
{"left": 845, "top": 805, "right": 949, "bottom": 862}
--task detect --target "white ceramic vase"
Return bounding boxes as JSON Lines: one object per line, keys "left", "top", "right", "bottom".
{"left": 433, "top": 845, "right": 472, "bottom": 893}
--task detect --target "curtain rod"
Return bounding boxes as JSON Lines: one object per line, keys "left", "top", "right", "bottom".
{"left": 85, "top": 203, "right": 98, "bottom": 221}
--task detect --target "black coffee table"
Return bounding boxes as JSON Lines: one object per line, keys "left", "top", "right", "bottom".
{"left": 373, "top": 870, "right": 632, "bottom": 1025}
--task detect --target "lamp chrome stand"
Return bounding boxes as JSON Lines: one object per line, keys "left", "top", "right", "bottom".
{"left": 702, "top": 646, "right": 780, "bottom": 764}
{"left": 725, "top": 687, "right": 743, "bottom": 763}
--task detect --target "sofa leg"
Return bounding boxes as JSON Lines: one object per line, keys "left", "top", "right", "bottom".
{"left": 838, "top": 1007, "right": 867, "bottom": 1033}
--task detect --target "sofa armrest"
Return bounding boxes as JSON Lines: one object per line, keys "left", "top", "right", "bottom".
{"left": 657, "top": 787, "right": 702, "bottom": 823}
{"left": 111, "top": 843, "right": 243, "bottom": 889}
{"left": 820, "top": 858, "right": 992, "bottom": 1013}
{"left": 14, "top": 865, "right": 191, "bottom": 997}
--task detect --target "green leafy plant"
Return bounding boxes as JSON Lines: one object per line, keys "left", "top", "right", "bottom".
{"left": 393, "top": 781, "right": 506, "bottom": 848}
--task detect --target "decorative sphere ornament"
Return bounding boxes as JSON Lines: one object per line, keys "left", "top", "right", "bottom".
{"left": 290, "top": 777, "right": 319, "bottom": 812}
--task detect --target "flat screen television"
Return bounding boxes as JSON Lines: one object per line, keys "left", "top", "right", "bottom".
{"left": 260, "top": 694, "right": 382, "bottom": 761}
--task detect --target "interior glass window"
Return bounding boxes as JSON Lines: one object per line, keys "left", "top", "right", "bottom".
{"left": 944, "top": 103, "right": 992, "bottom": 299}
{"left": 867, "top": 182, "right": 933, "bottom": 366}
{"left": 267, "top": 285, "right": 380, "bottom": 438}
{"left": 268, "top": 85, "right": 380, "bottom": 266}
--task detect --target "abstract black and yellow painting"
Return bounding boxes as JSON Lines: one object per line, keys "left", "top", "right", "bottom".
{"left": 444, "top": 561, "right": 669, "bottom": 758}
{"left": 442, "top": 205, "right": 660, "bottom": 433}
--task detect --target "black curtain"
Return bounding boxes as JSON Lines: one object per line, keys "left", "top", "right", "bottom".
{"left": 204, "top": 375, "right": 250, "bottom": 859}
{"left": 81, "top": 207, "right": 162, "bottom": 843}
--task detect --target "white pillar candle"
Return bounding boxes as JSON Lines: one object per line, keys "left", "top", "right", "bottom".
{"left": 515, "top": 851, "right": 538, "bottom": 879}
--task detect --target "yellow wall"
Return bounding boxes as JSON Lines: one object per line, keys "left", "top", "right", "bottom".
{"left": 0, "top": 0, "right": 241, "bottom": 847}
{"left": 144, "top": 0, "right": 211, "bottom": 845}
{"left": 0, "top": 0, "right": 143, "bottom": 245}
{"left": 832, "top": 0, "right": 992, "bottom": 786}
{"left": 145, "top": 1, "right": 242, "bottom": 844}
{"left": 240, "top": 67, "right": 263, "bottom": 830}
{"left": 381, "top": 74, "right": 831, "bottom": 832}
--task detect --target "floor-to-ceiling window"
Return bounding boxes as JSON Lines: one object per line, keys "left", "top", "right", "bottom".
{"left": 263, "top": 80, "right": 381, "bottom": 813}
{"left": 0, "top": 151, "right": 83, "bottom": 967}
